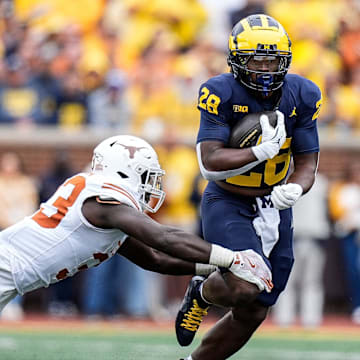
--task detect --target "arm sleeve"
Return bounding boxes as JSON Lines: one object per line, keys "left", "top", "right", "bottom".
{"left": 196, "top": 143, "right": 262, "bottom": 181}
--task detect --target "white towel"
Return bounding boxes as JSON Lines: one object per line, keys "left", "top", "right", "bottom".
{"left": 253, "top": 196, "right": 280, "bottom": 258}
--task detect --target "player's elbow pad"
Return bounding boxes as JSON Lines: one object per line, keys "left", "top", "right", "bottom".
{"left": 196, "top": 143, "right": 261, "bottom": 181}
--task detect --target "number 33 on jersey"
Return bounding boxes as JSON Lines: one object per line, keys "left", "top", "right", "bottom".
{"left": 0, "top": 173, "right": 141, "bottom": 295}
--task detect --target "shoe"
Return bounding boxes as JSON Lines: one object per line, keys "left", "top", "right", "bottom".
{"left": 175, "top": 276, "right": 210, "bottom": 346}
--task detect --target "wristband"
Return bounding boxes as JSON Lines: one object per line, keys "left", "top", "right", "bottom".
{"left": 195, "top": 264, "right": 217, "bottom": 276}
{"left": 209, "top": 244, "right": 234, "bottom": 268}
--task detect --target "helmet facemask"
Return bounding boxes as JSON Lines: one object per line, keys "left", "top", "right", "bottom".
{"left": 228, "top": 49, "right": 292, "bottom": 96}
{"left": 138, "top": 166, "right": 165, "bottom": 213}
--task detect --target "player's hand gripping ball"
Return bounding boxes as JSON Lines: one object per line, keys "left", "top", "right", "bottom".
{"left": 228, "top": 111, "right": 278, "bottom": 149}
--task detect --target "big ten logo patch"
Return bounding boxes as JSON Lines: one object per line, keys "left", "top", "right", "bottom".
{"left": 233, "top": 105, "right": 249, "bottom": 113}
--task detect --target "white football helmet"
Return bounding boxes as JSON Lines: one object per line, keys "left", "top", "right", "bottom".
{"left": 91, "top": 135, "right": 166, "bottom": 213}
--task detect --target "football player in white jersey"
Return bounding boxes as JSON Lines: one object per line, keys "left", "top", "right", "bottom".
{"left": 0, "top": 135, "right": 273, "bottom": 313}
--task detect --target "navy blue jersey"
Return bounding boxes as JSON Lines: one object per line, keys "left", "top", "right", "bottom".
{"left": 196, "top": 73, "right": 321, "bottom": 189}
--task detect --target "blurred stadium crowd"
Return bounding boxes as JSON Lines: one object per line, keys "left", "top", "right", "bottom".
{"left": 0, "top": 0, "right": 360, "bottom": 327}
{"left": 1, "top": 0, "right": 360, "bottom": 133}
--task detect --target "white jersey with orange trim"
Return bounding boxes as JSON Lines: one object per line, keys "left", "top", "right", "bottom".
{"left": 0, "top": 172, "right": 142, "bottom": 295}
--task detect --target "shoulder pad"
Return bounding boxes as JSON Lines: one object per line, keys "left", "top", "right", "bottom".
{"left": 200, "top": 74, "right": 233, "bottom": 104}
{"left": 300, "top": 77, "right": 322, "bottom": 110}
{"left": 87, "top": 174, "right": 141, "bottom": 211}
{"left": 287, "top": 74, "right": 322, "bottom": 110}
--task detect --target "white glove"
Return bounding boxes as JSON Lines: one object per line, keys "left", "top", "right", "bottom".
{"left": 271, "top": 183, "right": 303, "bottom": 210}
{"left": 251, "top": 110, "right": 287, "bottom": 162}
{"left": 229, "top": 250, "right": 273, "bottom": 293}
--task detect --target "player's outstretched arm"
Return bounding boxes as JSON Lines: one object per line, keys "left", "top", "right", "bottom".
{"left": 117, "top": 236, "right": 196, "bottom": 275}
{"left": 82, "top": 197, "right": 234, "bottom": 267}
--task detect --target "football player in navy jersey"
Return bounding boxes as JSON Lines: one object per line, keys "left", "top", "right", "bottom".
{"left": 176, "top": 14, "right": 322, "bottom": 360}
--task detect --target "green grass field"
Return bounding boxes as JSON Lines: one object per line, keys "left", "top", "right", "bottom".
{"left": 0, "top": 319, "right": 359, "bottom": 360}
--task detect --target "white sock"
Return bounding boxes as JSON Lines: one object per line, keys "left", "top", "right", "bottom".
{"left": 199, "top": 283, "right": 211, "bottom": 305}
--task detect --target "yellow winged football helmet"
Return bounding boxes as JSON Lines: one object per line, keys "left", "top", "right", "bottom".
{"left": 228, "top": 14, "right": 292, "bottom": 94}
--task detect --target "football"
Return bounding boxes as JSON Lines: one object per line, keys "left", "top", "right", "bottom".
{"left": 228, "top": 111, "right": 278, "bottom": 148}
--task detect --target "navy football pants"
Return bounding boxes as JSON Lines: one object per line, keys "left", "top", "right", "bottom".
{"left": 201, "top": 182, "right": 294, "bottom": 307}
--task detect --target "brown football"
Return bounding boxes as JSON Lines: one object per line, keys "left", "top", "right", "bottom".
{"left": 228, "top": 111, "right": 278, "bottom": 148}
